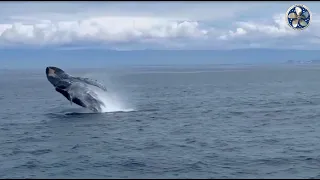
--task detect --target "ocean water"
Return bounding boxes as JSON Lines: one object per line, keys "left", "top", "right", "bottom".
{"left": 1, "top": 64, "right": 320, "bottom": 178}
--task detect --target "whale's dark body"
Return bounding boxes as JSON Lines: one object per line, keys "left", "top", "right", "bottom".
{"left": 45, "top": 66, "right": 107, "bottom": 112}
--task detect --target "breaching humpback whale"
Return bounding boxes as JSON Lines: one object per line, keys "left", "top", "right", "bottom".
{"left": 45, "top": 66, "right": 107, "bottom": 112}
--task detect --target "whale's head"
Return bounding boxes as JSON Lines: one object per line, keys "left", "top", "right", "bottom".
{"left": 46, "top": 66, "right": 71, "bottom": 88}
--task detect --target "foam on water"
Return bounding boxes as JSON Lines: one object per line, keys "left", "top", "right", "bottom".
{"left": 95, "top": 89, "right": 135, "bottom": 113}
{"left": 74, "top": 71, "right": 135, "bottom": 113}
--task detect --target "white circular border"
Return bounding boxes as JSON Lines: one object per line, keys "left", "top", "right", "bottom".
{"left": 285, "top": 4, "right": 312, "bottom": 31}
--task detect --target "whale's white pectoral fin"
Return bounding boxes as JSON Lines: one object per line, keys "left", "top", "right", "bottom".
{"left": 73, "top": 77, "right": 108, "bottom": 91}
{"left": 48, "top": 67, "right": 105, "bottom": 112}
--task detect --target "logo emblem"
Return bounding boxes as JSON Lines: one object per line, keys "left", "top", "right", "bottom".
{"left": 286, "top": 4, "right": 311, "bottom": 30}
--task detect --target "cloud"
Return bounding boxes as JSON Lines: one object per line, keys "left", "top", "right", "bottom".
{"left": 0, "top": 2, "right": 320, "bottom": 50}
{"left": 0, "top": 2, "right": 258, "bottom": 22}
{"left": 0, "top": 2, "right": 262, "bottom": 48}
{"left": 0, "top": 17, "right": 210, "bottom": 47}
{"left": 218, "top": 28, "right": 247, "bottom": 40}
{"left": 219, "top": 14, "right": 298, "bottom": 41}
{"left": 216, "top": 12, "right": 320, "bottom": 50}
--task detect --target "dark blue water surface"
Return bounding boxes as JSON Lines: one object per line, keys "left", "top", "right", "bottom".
{"left": 1, "top": 64, "right": 320, "bottom": 178}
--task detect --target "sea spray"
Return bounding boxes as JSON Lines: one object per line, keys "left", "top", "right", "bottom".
{"left": 93, "top": 87, "right": 134, "bottom": 113}
{"left": 78, "top": 71, "right": 135, "bottom": 113}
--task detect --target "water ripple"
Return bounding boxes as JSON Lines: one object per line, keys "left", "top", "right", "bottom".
{"left": 1, "top": 66, "right": 320, "bottom": 178}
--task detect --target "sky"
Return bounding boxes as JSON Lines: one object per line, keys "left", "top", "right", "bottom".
{"left": 1, "top": 1, "right": 320, "bottom": 50}
{"left": 1, "top": 1, "right": 320, "bottom": 68}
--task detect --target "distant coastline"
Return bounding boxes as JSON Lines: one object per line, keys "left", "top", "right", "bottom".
{"left": 285, "top": 60, "right": 320, "bottom": 64}
{"left": 3, "top": 49, "right": 320, "bottom": 69}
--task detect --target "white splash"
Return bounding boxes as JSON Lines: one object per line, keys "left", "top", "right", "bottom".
{"left": 74, "top": 70, "right": 135, "bottom": 113}
{"left": 94, "top": 88, "right": 135, "bottom": 113}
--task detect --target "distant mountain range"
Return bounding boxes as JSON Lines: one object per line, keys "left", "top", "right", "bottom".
{"left": 1, "top": 48, "right": 320, "bottom": 69}
{"left": 286, "top": 60, "right": 320, "bottom": 64}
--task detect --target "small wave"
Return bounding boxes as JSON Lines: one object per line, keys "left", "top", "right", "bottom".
{"left": 45, "top": 108, "right": 136, "bottom": 119}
